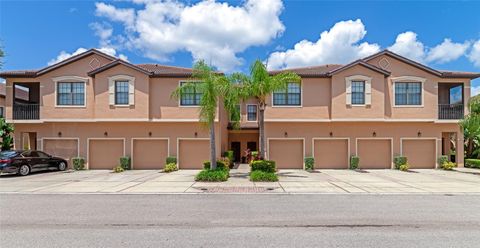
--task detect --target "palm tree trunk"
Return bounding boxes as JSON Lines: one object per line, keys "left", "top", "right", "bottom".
{"left": 209, "top": 123, "right": 217, "bottom": 170}
{"left": 259, "top": 102, "right": 266, "bottom": 160}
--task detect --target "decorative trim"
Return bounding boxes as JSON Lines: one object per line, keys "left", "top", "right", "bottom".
{"left": 345, "top": 75, "right": 372, "bottom": 106}
{"left": 312, "top": 137, "right": 350, "bottom": 169}
{"left": 266, "top": 137, "right": 306, "bottom": 169}
{"left": 130, "top": 137, "right": 170, "bottom": 170}
{"left": 355, "top": 137, "right": 394, "bottom": 169}
{"left": 108, "top": 74, "right": 135, "bottom": 106}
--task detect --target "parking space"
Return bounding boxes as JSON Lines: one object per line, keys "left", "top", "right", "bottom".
{"left": 0, "top": 168, "right": 479, "bottom": 194}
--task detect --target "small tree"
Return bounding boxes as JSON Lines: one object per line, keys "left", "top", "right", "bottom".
{"left": 0, "top": 118, "right": 14, "bottom": 151}
{"left": 461, "top": 95, "right": 480, "bottom": 158}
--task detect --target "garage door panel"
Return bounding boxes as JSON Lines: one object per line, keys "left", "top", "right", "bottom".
{"left": 402, "top": 139, "right": 436, "bottom": 169}
{"left": 133, "top": 139, "right": 168, "bottom": 170}
{"left": 89, "top": 140, "right": 124, "bottom": 169}
{"left": 357, "top": 139, "right": 391, "bottom": 169}
{"left": 314, "top": 139, "right": 348, "bottom": 169}
{"left": 269, "top": 140, "right": 303, "bottom": 169}
{"left": 43, "top": 139, "right": 78, "bottom": 168}
{"left": 179, "top": 140, "right": 209, "bottom": 169}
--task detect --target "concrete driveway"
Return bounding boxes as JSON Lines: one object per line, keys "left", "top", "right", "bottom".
{"left": 1, "top": 167, "right": 479, "bottom": 194}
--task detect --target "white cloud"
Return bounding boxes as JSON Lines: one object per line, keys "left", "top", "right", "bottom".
{"left": 89, "top": 22, "right": 113, "bottom": 44}
{"left": 47, "top": 47, "right": 128, "bottom": 65}
{"left": 468, "top": 40, "right": 480, "bottom": 68}
{"left": 266, "top": 19, "right": 380, "bottom": 69}
{"left": 472, "top": 85, "right": 480, "bottom": 96}
{"left": 94, "top": 0, "right": 285, "bottom": 71}
{"left": 389, "top": 32, "right": 470, "bottom": 64}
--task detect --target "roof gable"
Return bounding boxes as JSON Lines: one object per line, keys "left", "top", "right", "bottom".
{"left": 363, "top": 50, "right": 442, "bottom": 76}
{"left": 327, "top": 60, "right": 391, "bottom": 76}
{"left": 87, "top": 59, "right": 153, "bottom": 77}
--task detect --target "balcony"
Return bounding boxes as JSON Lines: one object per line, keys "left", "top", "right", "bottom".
{"left": 438, "top": 104, "right": 464, "bottom": 120}
{"left": 13, "top": 103, "right": 40, "bottom": 120}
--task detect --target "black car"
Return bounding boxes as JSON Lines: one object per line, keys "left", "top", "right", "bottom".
{"left": 0, "top": 150, "right": 68, "bottom": 176}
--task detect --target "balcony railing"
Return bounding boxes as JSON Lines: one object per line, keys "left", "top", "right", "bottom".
{"left": 13, "top": 103, "right": 40, "bottom": 120}
{"left": 438, "top": 104, "right": 464, "bottom": 120}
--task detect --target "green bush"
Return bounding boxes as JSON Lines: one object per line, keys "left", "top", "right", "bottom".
{"left": 203, "top": 160, "right": 229, "bottom": 170}
{"left": 72, "top": 157, "right": 85, "bottom": 170}
{"left": 120, "top": 156, "right": 131, "bottom": 170}
{"left": 251, "top": 160, "right": 276, "bottom": 173}
{"left": 166, "top": 156, "right": 177, "bottom": 164}
{"left": 195, "top": 168, "right": 229, "bottom": 182}
{"left": 164, "top": 163, "right": 178, "bottom": 173}
{"left": 394, "top": 156, "right": 407, "bottom": 170}
{"left": 304, "top": 157, "right": 314, "bottom": 170}
{"left": 399, "top": 163, "right": 410, "bottom": 172}
{"left": 223, "top": 151, "right": 234, "bottom": 166}
{"left": 350, "top": 155, "right": 359, "bottom": 170}
{"left": 251, "top": 151, "right": 258, "bottom": 158}
{"left": 437, "top": 155, "right": 449, "bottom": 167}
{"left": 113, "top": 165, "right": 124, "bottom": 173}
{"left": 250, "top": 170, "right": 278, "bottom": 182}
{"left": 465, "top": 159, "right": 480, "bottom": 169}
{"left": 441, "top": 161, "right": 457, "bottom": 170}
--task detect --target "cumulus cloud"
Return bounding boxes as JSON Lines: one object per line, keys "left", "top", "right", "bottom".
{"left": 94, "top": 0, "right": 285, "bottom": 71}
{"left": 89, "top": 22, "right": 113, "bottom": 44}
{"left": 266, "top": 19, "right": 380, "bottom": 69}
{"left": 47, "top": 47, "right": 128, "bottom": 65}
{"left": 468, "top": 40, "right": 480, "bottom": 68}
{"left": 388, "top": 32, "right": 470, "bottom": 64}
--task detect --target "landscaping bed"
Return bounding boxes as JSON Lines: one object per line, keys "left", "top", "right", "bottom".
{"left": 249, "top": 160, "right": 278, "bottom": 182}
{"left": 195, "top": 160, "right": 230, "bottom": 182}
{"left": 465, "top": 159, "right": 480, "bottom": 169}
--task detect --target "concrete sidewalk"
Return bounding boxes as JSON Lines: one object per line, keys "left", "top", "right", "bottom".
{"left": 0, "top": 167, "right": 479, "bottom": 194}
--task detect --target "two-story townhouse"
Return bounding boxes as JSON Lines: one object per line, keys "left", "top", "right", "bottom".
{"left": 0, "top": 49, "right": 226, "bottom": 169}
{"left": 1, "top": 49, "right": 478, "bottom": 170}
{"left": 264, "top": 50, "right": 479, "bottom": 169}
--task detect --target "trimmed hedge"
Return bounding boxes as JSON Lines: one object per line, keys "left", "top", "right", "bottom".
{"left": 120, "top": 156, "right": 131, "bottom": 170}
{"left": 250, "top": 170, "right": 278, "bottom": 182}
{"left": 164, "top": 163, "right": 178, "bottom": 173}
{"left": 251, "top": 160, "right": 276, "bottom": 173}
{"left": 203, "top": 160, "right": 229, "bottom": 170}
{"left": 72, "top": 157, "right": 85, "bottom": 170}
{"left": 349, "top": 155, "right": 359, "bottom": 170}
{"left": 304, "top": 157, "right": 314, "bottom": 170}
{"left": 394, "top": 156, "right": 407, "bottom": 170}
{"left": 195, "top": 168, "right": 229, "bottom": 182}
{"left": 465, "top": 159, "right": 480, "bottom": 169}
{"left": 166, "top": 156, "right": 177, "bottom": 164}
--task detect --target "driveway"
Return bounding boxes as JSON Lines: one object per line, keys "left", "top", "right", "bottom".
{"left": 1, "top": 167, "right": 479, "bottom": 194}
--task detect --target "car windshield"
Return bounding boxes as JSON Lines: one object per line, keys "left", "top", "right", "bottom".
{"left": 0, "top": 151, "right": 18, "bottom": 158}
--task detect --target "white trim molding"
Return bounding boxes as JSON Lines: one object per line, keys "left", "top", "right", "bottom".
{"left": 266, "top": 137, "right": 306, "bottom": 169}
{"left": 345, "top": 75, "right": 372, "bottom": 106}
{"left": 400, "top": 137, "right": 439, "bottom": 169}
{"left": 86, "top": 138, "right": 126, "bottom": 170}
{"left": 312, "top": 137, "right": 350, "bottom": 169}
{"left": 130, "top": 137, "right": 170, "bottom": 170}
{"left": 392, "top": 76, "right": 426, "bottom": 108}
{"left": 53, "top": 76, "right": 89, "bottom": 108}
{"left": 355, "top": 137, "right": 394, "bottom": 169}
{"left": 108, "top": 74, "right": 135, "bottom": 107}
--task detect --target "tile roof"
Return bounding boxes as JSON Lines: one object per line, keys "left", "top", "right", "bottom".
{"left": 136, "top": 64, "right": 194, "bottom": 77}
{"left": 269, "top": 64, "right": 343, "bottom": 77}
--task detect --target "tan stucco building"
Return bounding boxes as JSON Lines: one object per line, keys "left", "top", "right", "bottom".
{"left": 0, "top": 49, "right": 478, "bottom": 169}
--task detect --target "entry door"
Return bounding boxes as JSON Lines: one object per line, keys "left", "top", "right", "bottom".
{"left": 231, "top": 142, "right": 241, "bottom": 162}
{"left": 247, "top": 142, "right": 257, "bottom": 152}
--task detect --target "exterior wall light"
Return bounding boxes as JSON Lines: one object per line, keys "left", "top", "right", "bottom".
{"left": 373, "top": 132, "right": 377, "bottom": 137}
{"left": 58, "top": 132, "right": 62, "bottom": 137}
{"left": 284, "top": 132, "right": 288, "bottom": 137}
{"left": 329, "top": 132, "right": 333, "bottom": 137}
{"left": 148, "top": 132, "right": 152, "bottom": 137}
{"left": 194, "top": 132, "right": 198, "bottom": 137}
{"left": 418, "top": 131, "right": 422, "bottom": 137}
{"left": 104, "top": 132, "right": 108, "bottom": 137}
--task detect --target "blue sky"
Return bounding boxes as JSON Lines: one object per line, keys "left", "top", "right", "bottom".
{"left": 1, "top": 0, "right": 479, "bottom": 94}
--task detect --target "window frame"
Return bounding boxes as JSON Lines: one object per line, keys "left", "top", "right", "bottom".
{"left": 271, "top": 82, "right": 302, "bottom": 107}
{"left": 392, "top": 76, "right": 425, "bottom": 108}
{"left": 351, "top": 80, "right": 366, "bottom": 106}
{"left": 114, "top": 80, "right": 130, "bottom": 106}
{"left": 246, "top": 104, "right": 258, "bottom": 122}
{"left": 53, "top": 76, "right": 88, "bottom": 108}
{"left": 179, "top": 81, "right": 203, "bottom": 107}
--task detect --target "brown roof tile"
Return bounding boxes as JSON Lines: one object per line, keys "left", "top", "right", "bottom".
{"left": 269, "top": 64, "right": 343, "bottom": 77}
{"left": 136, "top": 64, "right": 194, "bottom": 77}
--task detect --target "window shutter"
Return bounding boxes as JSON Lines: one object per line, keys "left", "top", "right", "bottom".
{"left": 108, "top": 80, "right": 115, "bottom": 105}
{"left": 128, "top": 80, "right": 135, "bottom": 105}
{"left": 365, "top": 80, "right": 372, "bottom": 105}
{"left": 345, "top": 79, "right": 352, "bottom": 105}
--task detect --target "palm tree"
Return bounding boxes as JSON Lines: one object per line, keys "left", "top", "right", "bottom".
{"left": 238, "top": 60, "right": 300, "bottom": 158}
{"left": 461, "top": 96, "right": 480, "bottom": 158}
{"left": 172, "top": 61, "right": 240, "bottom": 169}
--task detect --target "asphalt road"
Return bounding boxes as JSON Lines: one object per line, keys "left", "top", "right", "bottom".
{"left": 1, "top": 194, "right": 479, "bottom": 248}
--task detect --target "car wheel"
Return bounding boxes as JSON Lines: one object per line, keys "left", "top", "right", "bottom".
{"left": 18, "top": 165, "right": 30, "bottom": 176}
{"left": 58, "top": 162, "right": 67, "bottom": 171}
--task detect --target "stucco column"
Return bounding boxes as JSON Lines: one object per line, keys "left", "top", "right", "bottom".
{"left": 457, "top": 129, "right": 464, "bottom": 167}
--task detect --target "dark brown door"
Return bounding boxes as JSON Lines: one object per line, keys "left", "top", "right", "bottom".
{"left": 247, "top": 142, "right": 257, "bottom": 152}
{"left": 231, "top": 142, "right": 241, "bottom": 162}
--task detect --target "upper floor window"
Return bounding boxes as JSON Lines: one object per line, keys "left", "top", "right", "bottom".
{"left": 115, "top": 81, "right": 129, "bottom": 105}
{"left": 395, "top": 82, "right": 422, "bottom": 106}
{"left": 247, "top": 104, "right": 257, "bottom": 121}
{"left": 351, "top": 81, "right": 365, "bottom": 105}
{"left": 273, "top": 82, "right": 301, "bottom": 106}
{"left": 57, "top": 82, "right": 85, "bottom": 106}
{"left": 180, "top": 82, "right": 203, "bottom": 106}
{"left": 108, "top": 75, "right": 135, "bottom": 106}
